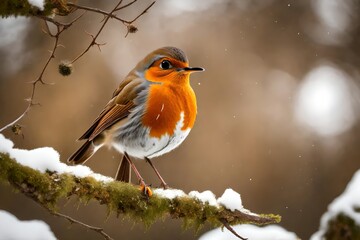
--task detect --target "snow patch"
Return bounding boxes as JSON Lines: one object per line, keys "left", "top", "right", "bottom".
{"left": 0, "top": 134, "right": 112, "bottom": 182}
{"left": 189, "top": 190, "right": 218, "bottom": 207}
{"left": 0, "top": 134, "right": 253, "bottom": 213}
{"left": 199, "top": 224, "right": 298, "bottom": 240}
{"left": 311, "top": 169, "right": 360, "bottom": 240}
{"left": 154, "top": 188, "right": 251, "bottom": 214}
{"left": 153, "top": 188, "right": 186, "bottom": 199}
{"left": 217, "top": 188, "right": 243, "bottom": 211}
{"left": 28, "top": 0, "right": 45, "bottom": 10}
{"left": 0, "top": 210, "right": 56, "bottom": 240}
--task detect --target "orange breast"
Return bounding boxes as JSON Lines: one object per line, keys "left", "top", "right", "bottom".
{"left": 142, "top": 83, "right": 197, "bottom": 138}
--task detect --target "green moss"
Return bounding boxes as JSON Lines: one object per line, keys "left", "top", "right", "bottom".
{"left": 0, "top": 152, "right": 281, "bottom": 232}
{"left": 324, "top": 213, "right": 360, "bottom": 240}
{"left": 260, "top": 213, "right": 282, "bottom": 224}
{"left": 0, "top": 0, "right": 69, "bottom": 18}
{"left": 0, "top": 153, "right": 73, "bottom": 209}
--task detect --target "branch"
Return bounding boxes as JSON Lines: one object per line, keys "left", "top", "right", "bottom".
{"left": 0, "top": 153, "right": 281, "bottom": 239}
{"left": 114, "top": 0, "right": 137, "bottom": 11}
{"left": 18, "top": 177, "right": 114, "bottom": 240}
{"left": 69, "top": 0, "right": 155, "bottom": 63}
{"left": 0, "top": 1, "right": 155, "bottom": 133}
{"left": 127, "top": 1, "right": 155, "bottom": 25}
{"left": 0, "top": 14, "right": 83, "bottom": 133}
{"left": 323, "top": 213, "right": 360, "bottom": 239}
{"left": 0, "top": 0, "right": 70, "bottom": 17}
{"left": 67, "top": 1, "right": 155, "bottom": 25}
{"left": 51, "top": 211, "right": 113, "bottom": 240}
{"left": 69, "top": 0, "right": 124, "bottom": 64}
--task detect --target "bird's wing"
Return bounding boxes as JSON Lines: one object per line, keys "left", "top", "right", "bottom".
{"left": 78, "top": 74, "right": 145, "bottom": 141}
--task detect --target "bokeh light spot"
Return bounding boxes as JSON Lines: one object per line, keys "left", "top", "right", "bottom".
{"left": 295, "top": 64, "right": 358, "bottom": 137}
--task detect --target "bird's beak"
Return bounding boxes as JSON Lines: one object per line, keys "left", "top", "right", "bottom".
{"left": 179, "top": 67, "right": 205, "bottom": 73}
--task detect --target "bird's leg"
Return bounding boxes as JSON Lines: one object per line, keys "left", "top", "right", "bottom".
{"left": 123, "top": 152, "right": 145, "bottom": 186}
{"left": 145, "top": 157, "right": 169, "bottom": 189}
{"left": 123, "top": 153, "right": 152, "bottom": 196}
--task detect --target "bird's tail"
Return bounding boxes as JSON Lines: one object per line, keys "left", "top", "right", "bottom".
{"left": 68, "top": 140, "right": 98, "bottom": 165}
{"left": 115, "top": 155, "right": 131, "bottom": 182}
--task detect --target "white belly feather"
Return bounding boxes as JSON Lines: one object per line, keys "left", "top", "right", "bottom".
{"left": 112, "top": 112, "right": 190, "bottom": 159}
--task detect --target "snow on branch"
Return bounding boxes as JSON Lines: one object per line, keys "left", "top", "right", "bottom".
{"left": 0, "top": 134, "right": 280, "bottom": 239}
{"left": 311, "top": 169, "right": 360, "bottom": 240}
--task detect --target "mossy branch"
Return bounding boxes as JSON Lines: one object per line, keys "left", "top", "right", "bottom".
{"left": 0, "top": 152, "right": 280, "bottom": 237}
{"left": 324, "top": 213, "right": 360, "bottom": 240}
{"left": 0, "top": 0, "right": 70, "bottom": 17}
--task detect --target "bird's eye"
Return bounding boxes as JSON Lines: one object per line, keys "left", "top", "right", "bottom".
{"left": 160, "top": 60, "right": 172, "bottom": 70}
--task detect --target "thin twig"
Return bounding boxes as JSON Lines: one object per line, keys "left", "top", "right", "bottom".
{"left": 114, "top": 0, "right": 137, "bottom": 11}
{"left": 51, "top": 211, "right": 114, "bottom": 240}
{"left": 0, "top": 23, "right": 59, "bottom": 132}
{"left": 69, "top": 0, "right": 155, "bottom": 62}
{"left": 67, "top": 2, "right": 128, "bottom": 24}
{"left": 11, "top": 176, "right": 114, "bottom": 240}
{"left": 219, "top": 219, "right": 248, "bottom": 240}
{"left": 67, "top": 1, "right": 155, "bottom": 25}
{"left": 0, "top": 14, "right": 84, "bottom": 133}
{"left": 0, "top": 1, "right": 156, "bottom": 133}
{"left": 127, "top": 1, "right": 155, "bottom": 24}
{"left": 70, "top": 0, "right": 124, "bottom": 64}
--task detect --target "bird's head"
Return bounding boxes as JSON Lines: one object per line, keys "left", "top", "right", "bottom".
{"left": 135, "top": 47, "right": 204, "bottom": 85}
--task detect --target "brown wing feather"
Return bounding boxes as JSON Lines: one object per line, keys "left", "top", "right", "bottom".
{"left": 77, "top": 73, "right": 144, "bottom": 141}
{"left": 88, "top": 102, "right": 134, "bottom": 141}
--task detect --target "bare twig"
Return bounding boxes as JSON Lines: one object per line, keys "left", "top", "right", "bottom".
{"left": 114, "top": 0, "right": 137, "bottom": 11}
{"left": 0, "top": 1, "right": 155, "bottom": 133}
{"left": 12, "top": 174, "right": 114, "bottom": 240}
{"left": 70, "top": 1, "right": 155, "bottom": 63}
{"left": 69, "top": 0, "right": 121, "bottom": 64}
{"left": 0, "top": 14, "right": 84, "bottom": 133}
{"left": 67, "top": 1, "right": 155, "bottom": 25}
{"left": 220, "top": 218, "right": 247, "bottom": 240}
{"left": 127, "top": 1, "right": 155, "bottom": 24}
{"left": 51, "top": 211, "right": 114, "bottom": 240}
{"left": 0, "top": 14, "right": 83, "bottom": 133}
{"left": 124, "top": 1, "right": 155, "bottom": 37}
{"left": 67, "top": 2, "right": 128, "bottom": 24}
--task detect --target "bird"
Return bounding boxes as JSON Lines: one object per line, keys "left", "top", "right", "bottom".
{"left": 68, "top": 46, "right": 204, "bottom": 192}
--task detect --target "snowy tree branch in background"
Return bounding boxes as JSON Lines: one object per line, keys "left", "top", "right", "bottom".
{"left": 0, "top": 0, "right": 155, "bottom": 134}
{"left": 310, "top": 170, "right": 360, "bottom": 240}
{"left": 0, "top": 152, "right": 280, "bottom": 239}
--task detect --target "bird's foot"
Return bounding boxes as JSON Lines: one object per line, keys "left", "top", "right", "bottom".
{"left": 160, "top": 182, "right": 169, "bottom": 190}
{"left": 139, "top": 182, "right": 152, "bottom": 197}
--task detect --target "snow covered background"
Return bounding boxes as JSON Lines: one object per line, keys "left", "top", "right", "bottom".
{"left": 0, "top": 210, "right": 56, "bottom": 240}
{"left": 311, "top": 169, "right": 360, "bottom": 240}
{"left": 200, "top": 224, "right": 298, "bottom": 240}
{"left": 1, "top": 0, "right": 360, "bottom": 239}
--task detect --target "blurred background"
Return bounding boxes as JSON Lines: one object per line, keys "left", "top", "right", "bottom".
{"left": 1, "top": 0, "right": 360, "bottom": 239}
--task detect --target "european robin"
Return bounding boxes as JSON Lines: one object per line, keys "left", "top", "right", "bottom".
{"left": 68, "top": 47, "right": 204, "bottom": 190}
